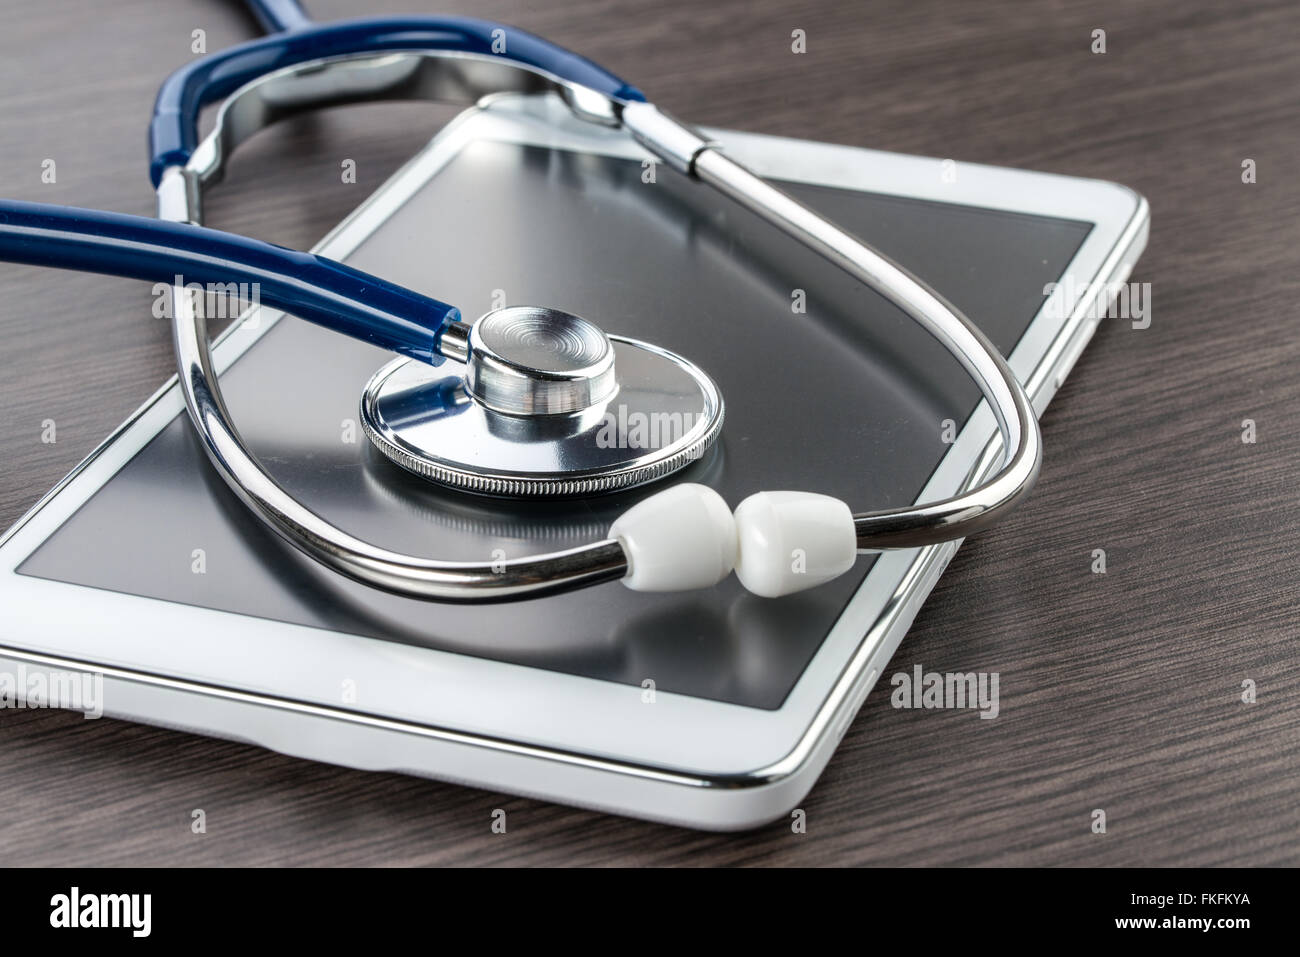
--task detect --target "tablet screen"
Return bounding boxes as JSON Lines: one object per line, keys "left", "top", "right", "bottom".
{"left": 18, "top": 139, "right": 1090, "bottom": 710}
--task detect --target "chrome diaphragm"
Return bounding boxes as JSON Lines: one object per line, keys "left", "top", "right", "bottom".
{"left": 360, "top": 306, "right": 724, "bottom": 497}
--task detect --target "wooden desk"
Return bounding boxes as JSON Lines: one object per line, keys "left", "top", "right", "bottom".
{"left": 2, "top": 0, "right": 1296, "bottom": 865}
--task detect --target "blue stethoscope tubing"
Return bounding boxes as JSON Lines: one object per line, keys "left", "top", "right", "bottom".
{"left": 2, "top": 1, "right": 644, "bottom": 369}
{"left": 148, "top": 12, "right": 644, "bottom": 186}
{"left": 0, "top": 0, "right": 1044, "bottom": 603}
{"left": 0, "top": 201, "right": 461, "bottom": 366}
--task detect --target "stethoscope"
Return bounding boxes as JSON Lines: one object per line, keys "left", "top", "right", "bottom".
{"left": 0, "top": 0, "right": 1040, "bottom": 603}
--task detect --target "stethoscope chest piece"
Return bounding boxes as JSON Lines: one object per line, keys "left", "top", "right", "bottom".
{"left": 359, "top": 306, "right": 724, "bottom": 497}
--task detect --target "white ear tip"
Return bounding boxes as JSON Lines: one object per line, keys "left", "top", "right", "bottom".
{"left": 610, "top": 483, "right": 736, "bottom": 592}
{"left": 733, "top": 491, "right": 857, "bottom": 598}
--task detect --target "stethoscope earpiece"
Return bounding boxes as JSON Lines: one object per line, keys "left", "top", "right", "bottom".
{"left": 611, "top": 484, "right": 857, "bottom": 598}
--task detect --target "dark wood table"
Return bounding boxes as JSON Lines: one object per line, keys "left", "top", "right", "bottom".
{"left": 2, "top": 0, "right": 1296, "bottom": 866}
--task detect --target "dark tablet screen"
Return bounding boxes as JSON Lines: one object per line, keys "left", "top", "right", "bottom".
{"left": 19, "top": 138, "right": 1090, "bottom": 709}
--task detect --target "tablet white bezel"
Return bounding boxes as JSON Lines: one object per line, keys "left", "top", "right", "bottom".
{"left": 0, "top": 94, "right": 1147, "bottom": 784}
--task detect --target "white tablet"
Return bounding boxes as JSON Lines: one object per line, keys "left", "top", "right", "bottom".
{"left": 0, "top": 94, "right": 1148, "bottom": 830}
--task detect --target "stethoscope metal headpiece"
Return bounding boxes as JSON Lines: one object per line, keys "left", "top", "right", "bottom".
{"left": 360, "top": 307, "right": 725, "bottom": 497}
{"left": 463, "top": 306, "right": 617, "bottom": 416}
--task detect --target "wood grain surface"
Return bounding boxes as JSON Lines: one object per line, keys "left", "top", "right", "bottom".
{"left": 1, "top": 0, "right": 1297, "bottom": 866}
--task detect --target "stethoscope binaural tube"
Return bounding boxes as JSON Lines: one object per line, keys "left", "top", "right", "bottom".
{"left": 0, "top": 9, "right": 1042, "bottom": 603}
{"left": 147, "top": 14, "right": 645, "bottom": 187}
